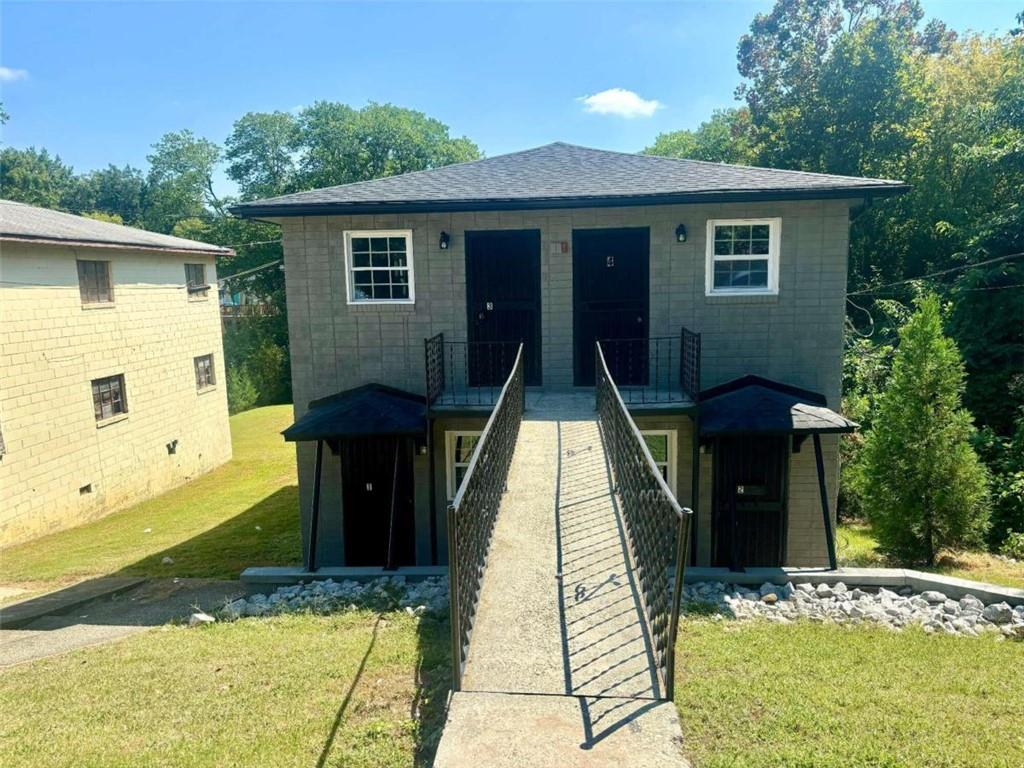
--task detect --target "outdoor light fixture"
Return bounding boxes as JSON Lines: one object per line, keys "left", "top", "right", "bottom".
{"left": 439, "top": 231, "right": 450, "bottom": 250}
{"left": 675, "top": 224, "right": 687, "bottom": 243}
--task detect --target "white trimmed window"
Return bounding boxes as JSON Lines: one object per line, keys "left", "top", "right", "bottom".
{"left": 705, "top": 218, "right": 781, "bottom": 295}
{"left": 445, "top": 431, "right": 481, "bottom": 500}
{"left": 344, "top": 230, "right": 415, "bottom": 304}
{"left": 641, "top": 430, "right": 677, "bottom": 495}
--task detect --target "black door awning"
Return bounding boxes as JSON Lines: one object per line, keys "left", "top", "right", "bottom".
{"left": 699, "top": 375, "right": 857, "bottom": 437}
{"left": 282, "top": 384, "right": 426, "bottom": 442}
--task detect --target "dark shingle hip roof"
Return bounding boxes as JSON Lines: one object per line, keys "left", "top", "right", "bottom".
{"left": 0, "top": 200, "right": 233, "bottom": 256}
{"left": 230, "top": 142, "right": 909, "bottom": 217}
{"left": 698, "top": 376, "right": 858, "bottom": 436}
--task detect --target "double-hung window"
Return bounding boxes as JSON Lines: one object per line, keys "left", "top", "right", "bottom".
{"left": 194, "top": 354, "right": 215, "bottom": 391}
{"left": 705, "top": 218, "right": 781, "bottom": 295}
{"left": 91, "top": 374, "right": 127, "bottom": 422}
{"left": 77, "top": 260, "right": 113, "bottom": 305}
{"left": 640, "top": 430, "right": 677, "bottom": 496}
{"left": 445, "top": 431, "right": 481, "bottom": 500}
{"left": 344, "top": 230, "right": 414, "bottom": 303}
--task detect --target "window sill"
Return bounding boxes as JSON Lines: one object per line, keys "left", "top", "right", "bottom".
{"left": 704, "top": 291, "right": 779, "bottom": 304}
{"left": 82, "top": 301, "right": 116, "bottom": 310}
{"left": 96, "top": 413, "right": 129, "bottom": 429}
{"left": 197, "top": 385, "right": 217, "bottom": 395}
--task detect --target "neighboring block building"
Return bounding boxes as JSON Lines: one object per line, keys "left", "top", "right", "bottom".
{"left": 232, "top": 143, "right": 908, "bottom": 571}
{"left": 0, "top": 200, "right": 233, "bottom": 546}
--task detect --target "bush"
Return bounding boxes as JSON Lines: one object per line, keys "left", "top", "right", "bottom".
{"left": 1001, "top": 532, "right": 1024, "bottom": 561}
{"left": 975, "top": 413, "right": 1024, "bottom": 551}
{"left": 227, "top": 367, "right": 258, "bottom": 414}
{"left": 248, "top": 340, "right": 291, "bottom": 406}
{"left": 861, "top": 295, "right": 990, "bottom": 565}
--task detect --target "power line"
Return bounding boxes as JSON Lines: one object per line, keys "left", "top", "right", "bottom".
{"left": 848, "top": 252, "right": 1024, "bottom": 296}
{"left": 218, "top": 259, "right": 283, "bottom": 283}
{"left": 223, "top": 238, "right": 282, "bottom": 249}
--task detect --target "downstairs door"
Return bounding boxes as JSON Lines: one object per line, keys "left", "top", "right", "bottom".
{"left": 340, "top": 437, "right": 416, "bottom": 568}
{"left": 712, "top": 435, "right": 789, "bottom": 569}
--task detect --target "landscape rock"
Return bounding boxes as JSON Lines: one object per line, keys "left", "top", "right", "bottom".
{"left": 188, "top": 612, "right": 216, "bottom": 627}
{"left": 921, "top": 590, "right": 947, "bottom": 604}
{"left": 161, "top": 556, "right": 175, "bottom": 565}
{"left": 982, "top": 602, "right": 1013, "bottom": 625}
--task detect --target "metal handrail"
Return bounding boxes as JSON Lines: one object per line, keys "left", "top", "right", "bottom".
{"left": 446, "top": 343, "right": 525, "bottom": 690}
{"left": 595, "top": 340, "right": 692, "bottom": 700}
{"left": 425, "top": 334, "right": 520, "bottom": 407}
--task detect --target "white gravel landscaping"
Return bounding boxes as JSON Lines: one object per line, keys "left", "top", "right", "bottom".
{"left": 215, "top": 576, "right": 449, "bottom": 621}
{"left": 683, "top": 581, "right": 1024, "bottom": 638}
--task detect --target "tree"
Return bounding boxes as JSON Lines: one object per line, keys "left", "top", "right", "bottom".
{"left": 225, "top": 111, "right": 299, "bottom": 200}
{"left": 63, "top": 164, "right": 147, "bottom": 225}
{"left": 0, "top": 147, "right": 75, "bottom": 208}
{"left": 295, "top": 101, "right": 480, "bottom": 189}
{"left": 145, "top": 130, "right": 223, "bottom": 232}
{"left": 644, "top": 108, "right": 755, "bottom": 164}
{"left": 860, "top": 295, "right": 989, "bottom": 564}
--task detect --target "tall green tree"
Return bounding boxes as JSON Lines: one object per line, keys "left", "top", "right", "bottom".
{"left": 145, "top": 130, "right": 223, "bottom": 232}
{"left": 861, "top": 295, "right": 990, "bottom": 564}
{"left": 224, "top": 111, "right": 299, "bottom": 200}
{"left": 644, "top": 108, "right": 755, "bottom": 164}
{"left": 63, "top": 164, "right": 148, "bottom": 225}
{"left": 0, "top": 147, "right": 75, "bottom": 208}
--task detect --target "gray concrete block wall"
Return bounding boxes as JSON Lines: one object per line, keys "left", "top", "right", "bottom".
{"left": 275, "top": 198, "right": 853, "bottom": 566}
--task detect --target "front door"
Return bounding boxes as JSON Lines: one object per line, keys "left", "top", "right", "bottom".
{"left": 573, "top": 228, "right": 650, "bottom": 386}
{"left": 712, "top": 435, "right": 788, "bottom": 569}
{"left": 466, "top": 230, "right": 542, "bottom": 386}
{"left": 341, "top": 437, "right": 415, "bottom": 568}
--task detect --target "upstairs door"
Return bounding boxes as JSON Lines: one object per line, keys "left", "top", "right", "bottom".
{"left": 341, "top": 437, "right": 416, "bottom": 568}
{"left": 465, "top": 230, "right": 542, "bottom": 387}
{"left": 712, "top": 435, "right": 789, "bottom": 569}
{"left": 573, "top": 228, "right": 650, "bottom": 386}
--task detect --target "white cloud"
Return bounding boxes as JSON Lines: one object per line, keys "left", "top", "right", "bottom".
{"left": 0, "top": 67, "right": 29, "bottom": 82}
{"left": 579, "top": 88, "right": 661, "bottom": 118}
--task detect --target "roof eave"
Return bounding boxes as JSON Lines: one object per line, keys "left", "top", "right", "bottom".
{"left": 0, "top": 234, "right": 233, "bottom": 257}
{"left": 230, "top": 184, "right": 911, "bottom": 219}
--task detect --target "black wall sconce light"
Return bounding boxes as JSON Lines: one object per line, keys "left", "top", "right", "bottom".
{"left": 675, "top": 224, "right": 688, "bottom": 243}
{"left": 439, "top": 231, "right": 450, "bottom": 250}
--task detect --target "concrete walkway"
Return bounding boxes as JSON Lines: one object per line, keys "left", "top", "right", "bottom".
{"left": 434, "top": 393, "right": 687, "bottom": 767}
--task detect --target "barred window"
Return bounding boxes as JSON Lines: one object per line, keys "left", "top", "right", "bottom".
{"left": 91, "top": 374, "right": 127, "bottom": 421}
{"left": 194, "top": 354, "right": 215, "bottom": 390}
{"left": 344, "top": 230, "right": 414, "bottom": 303}
{"left": 445, "top": 431, "right": 481, "bottom": 500}
{"left": 77, "top": 260, "right": 113, "bottom": 304}
{"left": 705, "top": 218, "right": 781, "bottom": 295}
{"left": 185, "top": 263, "right": 209, "bottom": 296}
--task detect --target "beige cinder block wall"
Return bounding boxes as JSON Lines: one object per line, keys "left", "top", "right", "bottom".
{"left": 0, "top": 242, "right": 232, "bottom": 546}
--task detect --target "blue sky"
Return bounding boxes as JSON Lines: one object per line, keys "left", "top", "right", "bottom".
{"left": 1, "top": 1, "right": 1017, "bottom": 196}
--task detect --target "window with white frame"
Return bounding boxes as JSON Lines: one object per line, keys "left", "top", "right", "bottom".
{"left": 641, "top": 430, "right": 677, "bottom": 495}
{"left": 445, "top": 431, "right": 481, "bottom": 500}
{"left": 344, "top": 230, "right": 414, "bottom": 303}
{"left": 705, "top": 218, "right": 781, "bottom": 295}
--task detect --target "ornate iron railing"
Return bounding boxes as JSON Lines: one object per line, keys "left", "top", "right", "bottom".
{"left": 447, "top": 343, "right": 525, "bottom": 690}
{"left": 425, "top": 333, "right": 520, "bottom": 407}
{"left": 598, "top": 327, "right": 702, "bottom": 405}
{"left": 595, "top": 341, "right": 692, "bottom": 700}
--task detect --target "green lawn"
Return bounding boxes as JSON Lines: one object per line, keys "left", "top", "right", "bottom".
{"left": 0, "top": 405, "right": 301, "bottom": 590}
{"left": 676, "top": 618, "right": 1024, "bottom": 768}
{"left": 0, "top": 611, "right": 450, "bottom": 768}
{"left": 838, "top": 521, "right": 1024, "bottom": 590}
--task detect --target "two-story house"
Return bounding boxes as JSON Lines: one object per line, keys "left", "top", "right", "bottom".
{"left": 231, "top": 143, "right": 907, "bottom": 572}
{"left": 0, "top": 200, "right": 233, "bottom": 545}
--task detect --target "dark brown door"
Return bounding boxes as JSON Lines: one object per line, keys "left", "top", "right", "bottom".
{"left": 466, "top": 230, "right": 542, "bottom": 386}
{"left": 573, "top": 228, "right": 649, "bottom": 386}
{"left": 341, "top": 437, "right": 415, "bottom": 567}
{"left": 712, "top": 435, "right": 788, "bottom": 569}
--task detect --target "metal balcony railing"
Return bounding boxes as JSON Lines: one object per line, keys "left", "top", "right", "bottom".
{"left": 597, "top": 326, "right": 702, "bottom": 406}
{"left": 595, "top": 340, "right": 693, "bottom": 700}
{"left": 425, "top": 333, "right": 521, "bottom": 408}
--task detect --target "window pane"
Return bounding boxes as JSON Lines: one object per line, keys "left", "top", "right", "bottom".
{"left": 454, "top": 435, "right": 479, "bottom": 462}
{"left": 750, "top": 239, "right": 770, "bottom": 255}
{"left": 391, "top": 270, "right": 408, "bottom": 284}
{"left": 370, "top": 237, "right": 389, "bottom": 252}
{"left": 388, "top": 237, "right": 406, "bottom": 250}
{"left": 643, "top": 434, "right": 668, "bottom": 462}
{"left": 713, "top": 239, "right": 732, "bottom": 256}
{"left": 352, "top": 252, "right": 370, "bottom": 268}
{"left": 390, "top": 251, "right": 407, "bottom": 267}
{"left": 372, "top": 285, "right": 392, "bottom": 299}
{"left": 351, "top": 237, "right": 369, "bottom": 252}
{"left": 733, "top": 238, "right": 751, "bottom": 255}
{"left": 372, "top": 271, "right": 390, "bottom": 285}
{"left": 392, "top": 284, "right": 409, "bottom": 300}
{"left": 714, "top": 259, "right": 769, "bottom": 289}
{"left": 751, "top": 224, "right": 770, "bottom": 239}
{"left": 714, "top": 225, "right": 733, "bottom": 241}
{"left": 454, "top": 466, "right": 467, "bottom": 491}
{"left": 353, "top": 271, "right": 372, "bottom": 286}
{"left": 733, "top": 225, "right": 751, "bottom": 240}
{"left": 354, "top": 286, "right": 370, "bottom": 300}
{"left": 371, "top": 252, "right": 389, "bottom": 267}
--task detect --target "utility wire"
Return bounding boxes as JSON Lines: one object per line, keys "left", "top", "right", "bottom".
{"left": 847, "top": 252, "right": 1024, "bottom": 296}
{"left": 218, "top": 258, "right": 283, "bottom": 283}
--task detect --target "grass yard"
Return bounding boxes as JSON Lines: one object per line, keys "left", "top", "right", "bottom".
{"left": 0, "top": 611, "right": 450, "bottom": 768}
{"left": 0, "top": 405, "right": 301, "bottom": 592}
{"left": 837, "top": 521, "right": 1024, "bottom": 590}
{"left": 676, "top": 619, "right": 1024, "bottom": 768}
